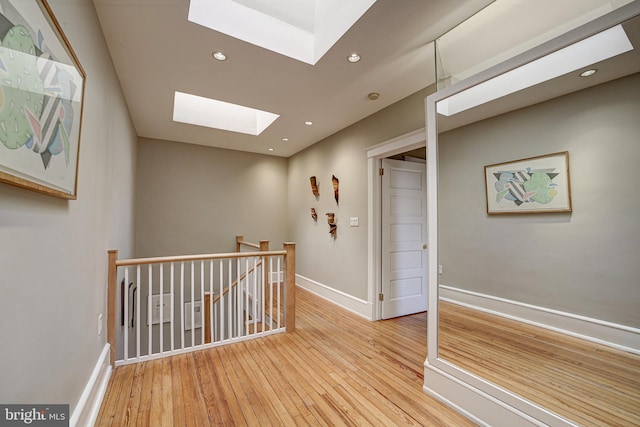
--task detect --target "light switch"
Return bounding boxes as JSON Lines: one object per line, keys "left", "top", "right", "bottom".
{"left": 350, "top": 217, "right": 359, "bottom": 227}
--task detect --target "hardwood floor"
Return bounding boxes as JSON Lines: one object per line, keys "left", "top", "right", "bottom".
{"left": 439, "top": 301, "right": 640, "bottom": 427}
{"left": 98, "top": 288, "right": 640, "bottom": 426}
{"left": 97, "top": 288, "right": 473, "bottom": 426}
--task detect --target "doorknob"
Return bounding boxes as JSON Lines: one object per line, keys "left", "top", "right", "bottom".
{"left": 423, "top": 244, "right": 428, "bottom": 249}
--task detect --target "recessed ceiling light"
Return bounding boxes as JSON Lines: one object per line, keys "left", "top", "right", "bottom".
{"left": 347, "top": 53, "right": 361, "bottom": 63}
{"left": 580, "top": 69, "right": 597, "bottom": 77}
{"left": 268, "top": 148, "right": 274, "bottom": 151}
{"left": 212, "top": 51, "right": 227, "bottom": 61}
{"left": 305, "top": 121, "right": 313, "bottom": 126}
{"left": 367, "top": 92, "right": 380, "bottom": 100}
{"left": 281, "top": 137, "right": 289, "bottom": 142}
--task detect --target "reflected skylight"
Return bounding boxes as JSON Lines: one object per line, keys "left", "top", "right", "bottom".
{"left": 437, "top": 24, "right": 633, "bottom": 116}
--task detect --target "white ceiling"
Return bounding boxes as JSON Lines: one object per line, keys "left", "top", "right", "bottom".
{"left": 91, "top": 0, "right": 494, "bottom": 157}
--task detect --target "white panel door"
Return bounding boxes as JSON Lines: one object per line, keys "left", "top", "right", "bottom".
{"left": 381, "top": 159, "right": 428, "bottom": 319}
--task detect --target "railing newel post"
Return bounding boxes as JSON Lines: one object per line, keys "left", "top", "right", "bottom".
{"left": 283, "top": 242, "right": 296, "bottom": 332}
{"left": 236, "top": 235, "right": 243, "bottom": 252}
{"left": 107, "top": 249, "right": 118, "bottom": 367}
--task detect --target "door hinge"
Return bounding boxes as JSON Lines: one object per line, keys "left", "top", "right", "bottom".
{"left": 379, "top": 293, "right": 384, "bottom": 301}
{"left": 379, "top": 168, "right": 384, "bottom": 176}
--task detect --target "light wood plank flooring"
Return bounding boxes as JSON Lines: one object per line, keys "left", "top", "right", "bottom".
{"left": 439, "top": 301, "right": 640, "bottom": 427}
{"left": 97, "top": 288, "right": 473, "bottom": 426}
{"left": 98, "top": 288, "right": 640, "bottom": 426}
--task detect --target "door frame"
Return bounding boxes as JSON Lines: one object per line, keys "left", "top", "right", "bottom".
{"left": 366, "top": 128, "right": 426, "bottom": 320}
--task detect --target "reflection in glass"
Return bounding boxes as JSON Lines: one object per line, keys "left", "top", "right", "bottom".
{"left": 435, "top": 0, "right": 635, "bottom": 88}
{"left": 431, "top": 5, "right": 640, "bottom": 426}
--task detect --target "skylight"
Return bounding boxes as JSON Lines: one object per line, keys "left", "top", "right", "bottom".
{"left": 173, "top": 92, "right": 279, "bottom": 135}
{"left": 188, "top": 0, "right": 377, "bottom": 65}
{"left": 437, "top": 24, "right": 633, "bottom": 116}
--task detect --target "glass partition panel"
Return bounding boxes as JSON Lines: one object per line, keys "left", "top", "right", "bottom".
{"left": 428, "top": 2, "right": 640, "bottom": 425}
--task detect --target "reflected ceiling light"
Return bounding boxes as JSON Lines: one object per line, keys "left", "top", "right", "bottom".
{"left": 347, "top": 53, "right": 361, "bottom": 63}
{"left": 580, "top": 68, "right": 597, "bottom": 77}
{"left": 437, "top": 25, "right": 633, "bottom": 117}
{"left": 305, "top": 121, "right": 313, "bottom": 126}
{"left": 173, "top": 91, "right": 279, "bottom": 135}
{"left": 268, "top": 148, "right": 274, "bottom": 151}
{"left": 212, "top": 51, "right": 227, "bottom": 61}
{"left": 281, "top": 137, "right": 289, "bottom": 141}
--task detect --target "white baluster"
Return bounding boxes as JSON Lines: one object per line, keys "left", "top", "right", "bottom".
{"left": 190, "top": 261, "right": 195, "bottom": 347}
{"left": 200, "top": 261, "right": 205, "bottom": 345}
{"left": 148, "top": 264, "right": 152, "bottom": 356}
{"left": 227, "top": 258, "right": 234, "bottom": 339}
{"left": 180, "top": 262, "right": 185, "bottom": 349}
{"left": 124, "top": 267, "right": 129, "bottom": 360}
{"left": 269, "top": 257, "right": 274, "bottom": 332}
{"left": 136, "top": 266, "right": 140, "bottom": 358}
{"left": 261, "top": 257, "right": 266, "bottom": 333}
{"left": 170, "top": 263, "right": 174, "bottom": 352}
{"left": 209, "top": 259, "right": 214, "bottom": 344}
{"left": 220, "top": 259, "right": 225, "bottom": 341}
{"left": 277, "top": 257, "right": 281, "bottom": 329}
{"left": 159, "top": 263, "right": 164, "bottom": 354}
{"left": 253, "top": 256, "right": 258, "bottom": 333}
{"left": 244, "top": 258, "right": 250, "bottom": 337}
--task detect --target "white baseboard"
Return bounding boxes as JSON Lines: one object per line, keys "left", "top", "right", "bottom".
{"left": 296, "top": 274, "right": 373, "bottom": 320}
{"left": 70, "top": 344, "right": 112, "bottom": 427}
{"left": 440, "top": 285, "right": 640, "bottom": 355}
{"left": 423, "top": 360, "right": 577, "bottom": 427}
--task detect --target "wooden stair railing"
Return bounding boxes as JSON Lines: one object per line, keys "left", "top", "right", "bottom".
{"left": 204, "top": 238, "right": 270, "bottom": 343}
{"left": 107, "top": 237, "right": 295, "bottom": 367}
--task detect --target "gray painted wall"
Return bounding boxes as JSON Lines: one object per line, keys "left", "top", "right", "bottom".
{"left": 135, "top": 138, "right": 288, "bottom": 257}
{"left": 0, "top": 0, "right": 137, "bottom": 410}
{"left": 134, "top": 87, "right": 432, "bottom": 316}
{"left": 438, "top": 73, "right": 640, "bottom": 327}
{"left": 287, "top": 88, "right": 431, "bottom": 300}
{"left": 133, "top": 139, "right": 289, "bottom": 357}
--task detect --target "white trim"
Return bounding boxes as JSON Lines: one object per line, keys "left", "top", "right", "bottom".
{"left": 423, "top": 360, "right": 577, "bottom": 427}
{"left": 367, "top": 157, "right": 381, "bottom": 320}
{"left": 365, "top": 128, "right": 426, "bottom": 159}
{"left": 440, "top": 285, "right": 640, "bottom": 355}
{"left": 296, "top": 274, "right": 372, "bottom": 320}
{"left": 365, "top": 127, "right": 427, "bottom": 321}
{"left": 70, "top": 344, "right": 112, "bottom": 427}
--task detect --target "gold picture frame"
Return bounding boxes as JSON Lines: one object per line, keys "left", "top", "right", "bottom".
{"left": 484, "top": 151, "right": 572, "bottom": 214}
{"left": 0, "top": 0, "right": 86, "bottom": 199}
